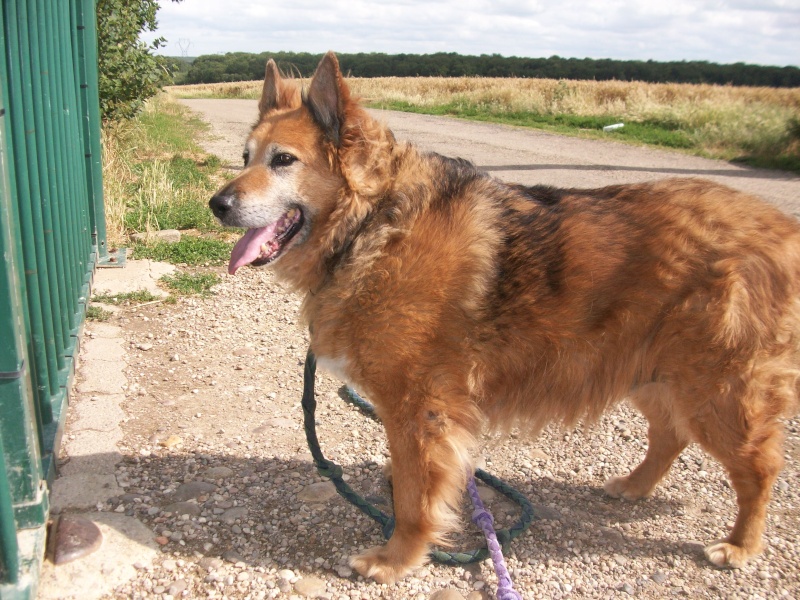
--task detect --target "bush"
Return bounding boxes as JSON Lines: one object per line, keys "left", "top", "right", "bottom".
{"left": 97, "top": 0, "right": 182, "bottom": 122}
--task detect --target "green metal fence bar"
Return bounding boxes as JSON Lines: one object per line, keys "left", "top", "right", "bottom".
{"left": 75, "top": 0, "right": 111, "bottom": 266}
{"left": 0, "top": 0, "right": 105, "bottom": 597}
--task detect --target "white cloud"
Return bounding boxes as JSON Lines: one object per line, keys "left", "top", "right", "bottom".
{"left": 143, "top": 0, "right": 800, "bottom": 66}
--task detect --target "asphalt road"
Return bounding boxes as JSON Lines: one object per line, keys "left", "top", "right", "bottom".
{"left": 180, "top": 98, "right": 800, "bottom": 218}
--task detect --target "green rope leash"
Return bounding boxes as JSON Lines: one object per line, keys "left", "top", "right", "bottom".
{"left": 301, "top": 349, "right": 537, "bottom": 565}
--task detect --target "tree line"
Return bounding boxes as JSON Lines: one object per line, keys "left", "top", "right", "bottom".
{"left": 182, "top": 51, "right": 800, "bottom": 88}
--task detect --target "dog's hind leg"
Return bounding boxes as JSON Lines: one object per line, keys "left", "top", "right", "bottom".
{"left": 693, "top": 386, "right": 785, "bottom": 569}
{"left": 604, "top": 383, "right": 689, "bottom": 500}
{"left": 349, "top": 397, "right": 478, "bottom": 584}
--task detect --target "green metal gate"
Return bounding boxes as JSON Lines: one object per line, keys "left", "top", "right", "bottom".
{"left": 0, "top": 1, "right": 109, "bottom": 598}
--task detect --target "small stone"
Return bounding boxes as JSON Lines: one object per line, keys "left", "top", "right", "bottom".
{"left": 621, "top": 582, "right": 635, "bottom": 595}
{"left": 137, "top": 343, "right": 153, "bottom": 351}
{"left": 476, "top": 485, "right": 496, "bottom": 504}
{"left": 277, "top": 578, "right": 292, "bottom": 593}
{"left": 199, "top": 557, "right": 223, "bottom": 570}
{"left": 163, "top": 502, "right": 201, "bottom": 517}
{"left": 429, "top": 590, "right": 467, "bottom": 600}
{"left": 297, "top": 481, "right": 337, "bottom": 503}
{"left": 335, "top": 565, "right": 353, "bottom": 578}
{"left": 205, "top": 466, "right": 234, "bottom": 480}
{"left": 222, "top": 550, "right": 244, "bottom": 563}
{"left": 51, "top": 515, "right": 103, "bottom": 565}
{"left": 237, "top": 571, "right": 251, "bottom": 581}
{"left": 777, "top": 479, "right": 789, "bottom": 493}
{"left": 155, "top": 536, "right": 169, "bottom": 545}
{"left": 162, "top": 559, "right": 177, "bottom": 571}
{"left": 168, "top": 580, "right": 187, "bottom": 596}
{"left": 614, "top": 554, "right": 629, "bottom": 566}
{"left": 651, "top": 571, "right": 668, "bottom": 584}
{"left": 160, "top": 435, "right": 183, "bottom": 449}
{"left": 233, "top": 347, "right": 258, "bottom": 357}
{"left": 172, "top": 481, "right": 217, "bottom": 502}
{"left": 293, "top": 576, "right": 326, "bottom": 597}
{"left": 221, "top": 507, "right": 248, "bottom": 523}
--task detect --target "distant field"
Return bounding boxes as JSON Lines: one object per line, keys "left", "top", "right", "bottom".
{"left": 168, "top": 77, "right": 800, "bottom": 172}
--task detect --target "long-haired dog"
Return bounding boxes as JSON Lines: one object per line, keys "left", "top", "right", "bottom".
{"left": 210, "top": 52, "right": 800, "bottom": 583}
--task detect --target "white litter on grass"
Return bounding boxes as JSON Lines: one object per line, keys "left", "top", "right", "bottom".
{"left": 603, "top": 123, "right": 625, "bottom": 132}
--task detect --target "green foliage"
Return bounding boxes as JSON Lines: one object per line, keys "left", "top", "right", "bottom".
{"left": 160, "top": 272, "right": 221, "bottom": 296}
{"left": 97, "top": 0, "right": 182, "bottom": 121}
{"left": 186, "top": 51, "right": 800, "bottom": 87}
{"left": 131, "top": 237, "right": 234, "bottom": 266}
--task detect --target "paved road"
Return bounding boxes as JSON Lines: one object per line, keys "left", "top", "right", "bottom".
{"left": 181, "top": 98, "right": 800, "bottom": 217}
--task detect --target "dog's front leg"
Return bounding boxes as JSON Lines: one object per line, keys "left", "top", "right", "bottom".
{"left": 350, "top": 401, "right": 476, "bottom": 583}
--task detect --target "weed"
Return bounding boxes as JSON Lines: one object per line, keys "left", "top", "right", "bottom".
{"left": 131, "top": 236, "right": 234, "bottom": 266}
{"left": 86, "top": 305, "right": 113, "bottom": 322}
{"left": 92, "top": 289, "right": 161, "bottom": 305}
{"left": 161, "top": 272, "right": 221, "bottom": 297}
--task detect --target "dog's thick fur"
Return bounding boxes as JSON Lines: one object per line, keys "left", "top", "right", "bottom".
{"left": 210, "top": 52, "right": 800, "bottom": 583}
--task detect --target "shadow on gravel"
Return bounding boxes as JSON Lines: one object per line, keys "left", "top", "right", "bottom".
{"left": 58, "top": 448, "right": 707, "bottom": 578}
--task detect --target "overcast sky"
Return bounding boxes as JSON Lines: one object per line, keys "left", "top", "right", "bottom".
{"left": 143, "top": 0, "right": 800, "bottom": 67}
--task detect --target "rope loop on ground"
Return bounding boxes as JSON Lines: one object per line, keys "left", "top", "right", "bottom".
{"left": 301, "top": 349, "right": 537, "bottom": 566}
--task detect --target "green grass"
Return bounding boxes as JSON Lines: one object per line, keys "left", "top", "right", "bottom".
{"left": 86, "top": 305, "right": 113, "bottom": 322}
{"left": 92, "top": 290, "right": 162, "bottom": 305}
{"left": 131, "top": 236, "right": 234, "bottom": 266}
{"left": 372, "top": 100, "right": 697, "bottom": 152}
{"left": 161, "top": 272, "right": 221, "bottom": 297}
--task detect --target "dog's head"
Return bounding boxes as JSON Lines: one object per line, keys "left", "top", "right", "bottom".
{"left": 210, "top": 52, "right": 395, "bottom": 289}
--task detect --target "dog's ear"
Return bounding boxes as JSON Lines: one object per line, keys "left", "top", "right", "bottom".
{"left": 259, "top": 59, "right": 284, "bottom": 118}
{"left": 305, "top": 51, "right": 348, "bottom": 146}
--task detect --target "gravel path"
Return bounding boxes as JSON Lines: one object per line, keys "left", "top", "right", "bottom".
{"left": 97, "top": 103, "right": 799, "bottom": 599}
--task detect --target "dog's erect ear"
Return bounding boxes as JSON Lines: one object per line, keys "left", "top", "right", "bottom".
{"left": 258, "top": 59, "right": 283, "bottom": 118}
{"left": 305, "top": 51, "right": 347, "bottom": 146}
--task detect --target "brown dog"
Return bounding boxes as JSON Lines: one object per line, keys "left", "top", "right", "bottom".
{"left": 210, "top": 52, "right": 800, "bottom": 584}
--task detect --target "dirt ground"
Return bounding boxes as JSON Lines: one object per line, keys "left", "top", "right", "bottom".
{"left": 91, "top": 103, "right": 800, "bottom": 599}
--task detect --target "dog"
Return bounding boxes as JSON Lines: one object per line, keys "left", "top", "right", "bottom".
{"left": 210, "top": 51, "right": 800, "bottom": 584}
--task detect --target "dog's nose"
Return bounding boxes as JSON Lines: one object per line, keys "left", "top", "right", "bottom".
{"left": 209, "top": 193, "right": 234, "bottom": 219}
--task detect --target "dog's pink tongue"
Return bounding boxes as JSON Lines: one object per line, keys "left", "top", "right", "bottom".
{"left": 228, "top": 226, "right": 276, "bottom": 275}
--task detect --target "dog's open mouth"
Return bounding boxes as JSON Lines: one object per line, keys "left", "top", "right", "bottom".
{"left": 228, "top": 208, "right": 304, "bottom": 275}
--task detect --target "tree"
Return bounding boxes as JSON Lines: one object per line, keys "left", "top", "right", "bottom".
{"left": 96, "top": 0, "right": 182, "bottom": 122}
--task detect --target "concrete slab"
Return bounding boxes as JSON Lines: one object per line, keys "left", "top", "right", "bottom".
{"left": 38, "top": 512, "right": 158, "bottom": 600}
{"left": 92, "top": 259, "right": 175, "bottom": 298}
{"left": 50, "top": 473, "right": 121, "bottom": 513}
{"left": 72, "top": 394, "right": 126, "bottom": 432}
{"left": 76, "top": 359, "right": 127, "bottom": 395}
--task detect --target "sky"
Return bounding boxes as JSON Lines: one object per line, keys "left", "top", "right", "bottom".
{"left": 142, "top": 0, "right": 800, "bottom": 67}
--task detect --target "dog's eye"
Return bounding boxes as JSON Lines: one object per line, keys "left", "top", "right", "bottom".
{"left": 271, "top": 153, "right": 297, "bottom": 168}
{"left": 242, "top": 149, "right": 250, "bottom": 166}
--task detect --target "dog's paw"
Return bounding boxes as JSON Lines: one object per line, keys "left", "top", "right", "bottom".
{"left": 704, "top": 541, "right": 753, "bottom": 569}
{"left": 349, "top": 546, "right": 414, "bottom": 584}
{"left": 603, "top": 475, "right": 651, "bottom": 500}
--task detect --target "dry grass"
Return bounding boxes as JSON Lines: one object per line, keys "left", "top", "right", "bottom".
{"left": 169, "top": 77, "right": 800, "bottom": 169}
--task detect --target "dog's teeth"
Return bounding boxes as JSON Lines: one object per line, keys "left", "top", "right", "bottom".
{"left": 260, "top": 243, "right": 269, "bottom": 255}
{"left": 286, "top": 208, "right": 297, "bottom": 219}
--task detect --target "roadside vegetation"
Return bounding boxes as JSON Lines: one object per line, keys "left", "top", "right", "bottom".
{"left": 171, "top": 77, "right": 800, "bottom": 172}
{"left": 102, "top": 93, "right": 233, "bottom": 251}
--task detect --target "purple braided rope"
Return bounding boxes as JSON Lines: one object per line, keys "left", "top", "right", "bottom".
{"left": 466, "top": 472, "right": 523, "bottom": 600}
